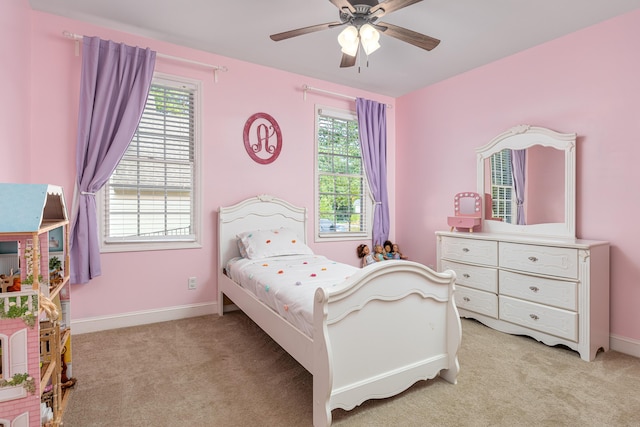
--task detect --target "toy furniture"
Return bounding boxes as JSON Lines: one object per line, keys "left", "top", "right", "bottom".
{"left": 447, "top": 192, "right": 482, "bottom": 232}
{"left": 0, "top": 183, "right": 74, "bottom": 426}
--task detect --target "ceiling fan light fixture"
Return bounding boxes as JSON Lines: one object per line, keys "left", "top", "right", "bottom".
{"left": 359, "top": 23, "right": 380, "bottom": 55}
{"left": 362, "top": 40, "right": 380, "bottom": 55}
{"left": 270, "top": 1, "right": 440, "bottom": 69}
{"left": 359, "top": 23, "right": 378, "bottom": 42}
{"left": 338, "top": 25, "right": 359, "bottom": 57}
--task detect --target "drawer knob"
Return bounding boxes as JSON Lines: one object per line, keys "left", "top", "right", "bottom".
{"left": 463, "top": 297, "right": 471, "bottom": 302}
{"left": 529, "top": 314, "right": 539, "bottom": 321}
{"left": 528, "top": 256, "right": 538, "bottom": 262}
{"left": 463, "top": 273, "right": 470, "bottom": 278}
{"left": 529, "top": 286, "right": 540, "bottom": 293}
{"left": 462, "top": 248, "right": 470, "bottom": 252}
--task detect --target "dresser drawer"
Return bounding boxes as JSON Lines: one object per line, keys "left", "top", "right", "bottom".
{"left": 442, "top": 260, "right": 498, "bottom": 293}
{"left": 441, "top": 237, "right": 498, "bottom": 266}
{"left": 456, "top": 286, "right": 498, "bottom": 318}
{"left": 499, "top": 270, "right": 577, "bottom": 311}
{"left": 499, "top": 296, "right": 577, "bottom": 341}
{"left": 499, "top": 242, "right": 578, "bottom": 279}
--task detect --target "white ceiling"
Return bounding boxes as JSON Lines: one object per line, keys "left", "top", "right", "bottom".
{"left": 29, "top": 0, "right": 640, "bottom": 97}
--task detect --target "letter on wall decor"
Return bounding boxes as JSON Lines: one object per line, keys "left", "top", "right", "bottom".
{"left": 243, "top": 113, "right": 283, "bottom": 164}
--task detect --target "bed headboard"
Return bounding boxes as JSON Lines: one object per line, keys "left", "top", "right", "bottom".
{"left": 218, "top": 195, "right": 308, "bottom": 269}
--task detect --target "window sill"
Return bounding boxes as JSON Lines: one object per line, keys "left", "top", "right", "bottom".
{"left": 100, "top": 240, "right": 202, "bottom": 253}
{"left": 315, "top": 232, "right": 369, "bottom": 243}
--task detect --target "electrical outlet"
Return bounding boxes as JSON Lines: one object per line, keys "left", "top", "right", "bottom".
{"left": 188, "top": 276, "right": 197, "bottom": 290}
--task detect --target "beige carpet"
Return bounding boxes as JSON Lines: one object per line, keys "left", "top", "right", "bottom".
{"left": 63, "top": 313, "right": 640, "bottom": 427}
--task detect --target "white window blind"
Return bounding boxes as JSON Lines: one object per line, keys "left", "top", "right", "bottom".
{"left": 315, "top": 106, "right": 370, "bottom": 240}
{"left": 101, "top": 75, "right": 200, "bottom": 250}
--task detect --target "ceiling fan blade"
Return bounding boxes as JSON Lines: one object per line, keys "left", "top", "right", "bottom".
{"left": 329, "top": 0, "right": 355, "bottom": 14}
{"left": 270, "top": 21, "right": 343, "bottom": 41}
{"left": 370, "top": 0, "right": 423, "bottom": 18}
{"left": 376, "top": 21, "right": 440, "bottom": 51}
{"left": 340, "top": 52, "right": 357, "bottom": 68}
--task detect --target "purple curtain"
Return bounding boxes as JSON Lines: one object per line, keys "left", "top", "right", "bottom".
{"left": 356, "top": 98, "right": 389, "bottom": 246}
{"left": 69, "top": 37, "right": 156, "bottom": 284}
{"left": 511, "top": 149, "right": 527, "bottom": 225}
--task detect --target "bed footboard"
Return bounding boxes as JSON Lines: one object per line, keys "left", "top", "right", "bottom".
{"left": 312, "top": 261, "right": 460, "bottom": 427}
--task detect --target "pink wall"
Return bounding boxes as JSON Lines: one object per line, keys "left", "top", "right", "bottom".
{"left": 396, "top": 10, "right": 640, "bottom": 341}
{"left": 0, "top": 0, "right": 30, "bottom": 181}
{"left": 2, "top": 1, "right": 638, "bottom": 345}
{"left": 4, "top": 4, "right": 395, "bottom": 320}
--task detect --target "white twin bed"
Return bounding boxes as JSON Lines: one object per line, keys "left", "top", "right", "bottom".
{"left": 217, "top": 195, "right": 461, "bottom": 426}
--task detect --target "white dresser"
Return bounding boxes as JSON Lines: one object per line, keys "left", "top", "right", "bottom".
{"left": 436, "top": 231, "right": 610, "bottom": 361}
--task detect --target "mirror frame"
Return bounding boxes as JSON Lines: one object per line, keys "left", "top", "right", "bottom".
{"left": 476, "top": 125, "right": 577, "bottom": 238}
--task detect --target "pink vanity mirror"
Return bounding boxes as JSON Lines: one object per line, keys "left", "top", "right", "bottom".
{"left": 447, "top": 192, "right": 482, "bottom": 232}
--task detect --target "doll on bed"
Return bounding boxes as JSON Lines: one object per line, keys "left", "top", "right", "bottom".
{"left": 383, "top": 240, "right": 394, "bottom": 260}
{"left": 373, "top": 244, "right": 387, "bottom": 262}
{"left": 390, "top": 243, "right": 408, "bottom": 260}
{"left": 357, "top": 244, "right": 377, "bottom": 267}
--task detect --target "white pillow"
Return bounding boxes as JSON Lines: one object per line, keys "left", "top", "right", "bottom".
{"left": 237, "top": 228, "right": 313, "bottom": 260}
{"left": 237, "top": 238, "right": 248, "bottom": 258}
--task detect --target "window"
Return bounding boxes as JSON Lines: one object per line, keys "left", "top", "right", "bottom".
{"left": 99, "top": 74, "right": 201, "bottom": 252}
{"left": 489, "top": 149, "right": 515, "bottom": 223}
{"left": 0, "top": 328, "right": 28, "bottom": 402}
{"left": 315, "top": 106, "right": 371, "bottom": 240}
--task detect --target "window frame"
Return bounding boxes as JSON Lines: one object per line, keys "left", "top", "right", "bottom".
{"left": 98, "top": 72, "right": 202, "bottom": 253}
{"left": 0, "top": 328, "right": 28, "bottom": 402}
{"left": 314, "top": 105, "right": 373, "bottom": 242}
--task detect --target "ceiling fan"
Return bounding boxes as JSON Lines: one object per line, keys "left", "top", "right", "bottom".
{"left": 269, "top": 0, "right": 440, "bottom": 68}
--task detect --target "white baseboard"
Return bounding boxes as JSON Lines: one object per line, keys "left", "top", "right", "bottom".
{"left": 70, "top": 302, "right": 218, "bottom": 334}
{"left": 610, "top": 334, "right": 640, "bottom": 359}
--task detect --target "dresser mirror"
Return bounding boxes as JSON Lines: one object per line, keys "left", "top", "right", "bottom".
{"left": 476, "top": 125, "right": 577, "bottom": 238}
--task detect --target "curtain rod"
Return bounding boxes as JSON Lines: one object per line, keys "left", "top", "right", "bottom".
{"left": 302, "top": 84, "right": 392, "bottom": 109}
{"left": 62, "top": 31, "right": 228, "bottom": 82}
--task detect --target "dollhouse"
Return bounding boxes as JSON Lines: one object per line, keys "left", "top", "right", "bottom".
{"left": 0, "top": 184, "right": 73, "bottom": 427}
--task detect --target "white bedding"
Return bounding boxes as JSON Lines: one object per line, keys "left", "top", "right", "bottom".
{"left": 226, "top": 254, "right": 358, "bottom": 337}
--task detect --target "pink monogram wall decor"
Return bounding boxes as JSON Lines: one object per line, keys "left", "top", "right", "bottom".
{"left": 243, "top": 113, "right": 283, "bottom": 164}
